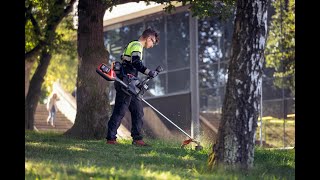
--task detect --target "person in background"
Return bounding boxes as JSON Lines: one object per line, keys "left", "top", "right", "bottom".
{"left": 46, "top": 93, "right": 59, "bottom": 127}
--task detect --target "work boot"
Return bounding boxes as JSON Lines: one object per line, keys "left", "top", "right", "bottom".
{"left": 106, "top": 140, "right": 118, "bottom": 145}
{"left": 132, "top": 140, "right": 150, "bottom": 146}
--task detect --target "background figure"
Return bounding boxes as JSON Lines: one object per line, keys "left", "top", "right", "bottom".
{"left": 46, "top": 93, "right": 59, "bottom": 127}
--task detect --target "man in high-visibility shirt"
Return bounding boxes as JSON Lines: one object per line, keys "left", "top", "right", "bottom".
{"left": 106, "top": 28, "right": 159, "bottom": 146}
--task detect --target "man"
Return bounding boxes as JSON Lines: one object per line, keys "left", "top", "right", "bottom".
{"left": 106, "top": 28, "right": 160, "bottom": 146}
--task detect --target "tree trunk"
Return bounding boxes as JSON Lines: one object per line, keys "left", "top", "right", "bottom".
{"left": 64, "top": 0, "right": 111, "bottom": 139}
{"left": 208, "top": 0, "right": 269, "bottom": 170}
{"left": 25, "top": 49, "right": 52, "bottom": 129}
{"left": 25, "top": 59, "right": 36, "bottom": 98}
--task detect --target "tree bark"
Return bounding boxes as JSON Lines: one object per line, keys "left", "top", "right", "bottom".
{"left": 25, "top": 50, "right": 52, "bottom": 129}
{"left": 208, "top": 0, "right": 269, "bottom": 170}
{"left": 64, "top": 0, "right": 111, "bottom": 139}
{"left": 25, "top": 59, "right": 36, "bottom": 98}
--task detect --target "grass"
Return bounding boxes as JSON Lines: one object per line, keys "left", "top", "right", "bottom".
{"left": 25, "top": 130, "right": 295, "bottom": 180}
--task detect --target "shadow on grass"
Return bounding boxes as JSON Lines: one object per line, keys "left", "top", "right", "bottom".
{"left": 25, "top": 131, "right": 294, "bottom": 179}
{"left": 26, "top": 132, "right": 210, "bottom": 179}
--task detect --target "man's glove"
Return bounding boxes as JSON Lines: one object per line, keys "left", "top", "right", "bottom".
{"left": 148, "top": 70, "right": 158, "bottom": 78}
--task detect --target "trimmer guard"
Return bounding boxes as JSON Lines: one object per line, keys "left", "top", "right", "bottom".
{"left": 181, "top": 138, "right": 203, "bottom": 151}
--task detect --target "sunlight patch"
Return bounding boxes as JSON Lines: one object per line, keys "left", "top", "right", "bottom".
{"left": 143, "top": 150, "right": 159, "bottom": 157}
{"left": 140, "top": 168, "right": 182, "bottom": 180}
{"left": 67, "top": 146, "right": 88, "bottom": 152}
{"left": 79, "top": 166, "right": 96, "bottom": 174}
{"left": 181, "top": 154, "right": 195, "bottom": 161}
{"left": 27, "top": 142, "right": 44, "bottom": 146}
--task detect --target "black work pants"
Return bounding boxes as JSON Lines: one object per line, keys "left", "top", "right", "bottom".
{"left": 106, "top": 81, "right": 144, "bottom": 141}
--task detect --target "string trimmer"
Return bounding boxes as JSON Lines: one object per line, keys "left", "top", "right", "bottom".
{"left": 96, "top": 62, "right": 203, "bottom": 151}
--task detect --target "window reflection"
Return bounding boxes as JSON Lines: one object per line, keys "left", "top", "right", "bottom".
{"left": 144, "top": 73, "right": 166, "bottom": 97}
{"left": 198, "top": 16, "right": 233, "bottom": 113}
{"left": 104, "top": 23, "right": 144, "bottom": 63}
{"left": 167, "top": 12, "right": 190, "bottom": 70}
{"left": 199, "top": 87, "right": 225, "bottom": 112}
{"left": 218, "top": 63, "right": 228, "bottom": 86}
{"left": 199, "top": 64, "right": 218, "bottom": 89}
{"left": 198, "top": 17, "right": 232, "bottom": 65}
{"left": 168, "top": 69, "right": 190, "bottom": 93}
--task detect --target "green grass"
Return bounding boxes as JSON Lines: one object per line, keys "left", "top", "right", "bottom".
{"left": 25, "top": 131, "right": 295, "bottom": 180}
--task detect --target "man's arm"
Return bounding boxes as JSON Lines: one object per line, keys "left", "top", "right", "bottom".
{"left": 131, "top": 52, "right": 150, "bottom": 75}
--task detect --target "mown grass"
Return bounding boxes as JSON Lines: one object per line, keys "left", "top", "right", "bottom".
{"left": 25, "top": 130, "right": 294, "bottom": 180}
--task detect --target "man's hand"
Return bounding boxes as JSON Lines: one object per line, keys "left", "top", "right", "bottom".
{"left": 148, "top": 70, "right": 158, "bottom": 78}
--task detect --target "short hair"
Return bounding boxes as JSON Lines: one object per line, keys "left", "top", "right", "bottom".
{"left": 141, "top": 28, "right": 159, "bottom": 44}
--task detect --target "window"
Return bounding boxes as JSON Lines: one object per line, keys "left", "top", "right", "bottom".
{"left": 144, "top": 16, "right": 166, "bottom": 70}
{"left": 167, "top": 12, "right": 190, "bottom": 70}
{"left": 198, "top": 16, "right": 233, "bottom": 112}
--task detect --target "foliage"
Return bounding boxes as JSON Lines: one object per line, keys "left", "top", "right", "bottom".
{"left": 25, "top": 131, "right": 294, "bottom": 179}
{"left": 135, "top": 1, "right": 235, "bottom": 20}
{"left": 26, "top": 0, "right": 77, "bottom": 103}
{"left": 265, "top": 0, "right": 295, "bottom": 96}
{"left": 25, "top": 0, "right": 50, "bottom": 53}
{"left": 32, "top": 15, "right": 78, "bottom": 103}
{"left": 187, "top": 0, "right": 235, "bottom": 20}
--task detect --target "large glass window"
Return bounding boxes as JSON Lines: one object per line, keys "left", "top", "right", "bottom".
{"left": 198, "top": 17, "right": 233, "bottom": 66}
{"left": 198, "top": 16, "right": 233, "bottom": 112}
{"left": 200, "top": 88, "right": 222, "bottom": 112}
{"left": 167, "top": 12, "right": 190, "bottom": 70}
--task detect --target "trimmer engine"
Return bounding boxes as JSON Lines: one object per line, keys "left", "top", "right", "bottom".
{"left": 96, "top": 63, "right": 163, "bottom": 100}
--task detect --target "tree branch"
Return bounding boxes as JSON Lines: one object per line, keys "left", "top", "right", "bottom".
{"left": 25, "top": 5, "right": 42, "bottom": 38}
{"left": 25, "top": 0, "right": 77, "bottom": 61}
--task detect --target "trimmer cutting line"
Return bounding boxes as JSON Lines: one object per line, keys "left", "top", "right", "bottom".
{"left": 96, "top": 63, "right": 203, "bottom": 151}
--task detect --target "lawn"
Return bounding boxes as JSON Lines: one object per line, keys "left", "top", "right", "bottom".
{"left": 25, "top": 130, "right": 294, "bottom": 180}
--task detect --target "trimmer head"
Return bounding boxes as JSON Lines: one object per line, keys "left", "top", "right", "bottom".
{"left": 181, "top": 138, "right": 203, "bottom": 151}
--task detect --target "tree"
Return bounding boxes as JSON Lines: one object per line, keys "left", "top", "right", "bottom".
{"left": 25, "top": 0, "right": 76, "bottom": 130}
{"left": 63, "top": 0, "right": 235, "bottom": 140}
{"left": 64, "top": 0, "right": 189, "bottom": 139}
{"left": 207, "top": 0, "right": 270, "bottom": 170}
{"left": 63, "top": 0, "right": 112, "bottom": 139}
{"left": 265, "top": 0, "right": 295, "bottom": 96}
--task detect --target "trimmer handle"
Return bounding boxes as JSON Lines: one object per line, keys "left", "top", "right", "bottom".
{"left": 155, "top": 65, "right": 163, "bottom": 73}
{"left": 139, "top": 65, "right": 163, "bottom": 90}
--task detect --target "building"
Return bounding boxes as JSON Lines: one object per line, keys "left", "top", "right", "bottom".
{"left": 102, "top": 2, "right": 295, "bottom": 147}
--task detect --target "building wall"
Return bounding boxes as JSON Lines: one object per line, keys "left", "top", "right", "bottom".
{"left": 103, "top": 4, "right": 295, "bottom": 146}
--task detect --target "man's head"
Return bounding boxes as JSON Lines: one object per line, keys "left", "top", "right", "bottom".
{"left": 139, "top": 28, "right": 159, "bottom": 49}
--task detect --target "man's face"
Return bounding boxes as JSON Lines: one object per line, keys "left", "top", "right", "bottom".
{"left": 145, "top": 36, "right": 156, "bottom": 49}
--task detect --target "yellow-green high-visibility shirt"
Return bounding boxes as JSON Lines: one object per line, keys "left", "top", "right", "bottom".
{"left": 122, "top": 40, "right": 143, "bottom": 61}
{"left": 121, "top": 40, "right": 149, "bottom": 76}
